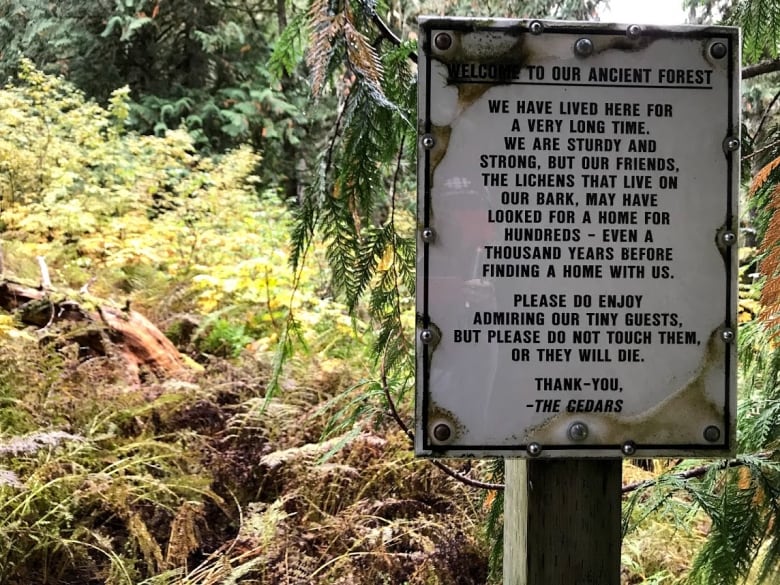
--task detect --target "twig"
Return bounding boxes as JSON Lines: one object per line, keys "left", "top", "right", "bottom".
{"left": 379, "top": 354, "right": 503, "bottom": 491}
{"left": 750, "top": 88, "right": 780, "bottom": 144}
{"left": 37, "top": 256, "right": 52, "bottom": 290}
{"left": 370, "top": 11, "right": 402, "bottom": 47}
{"left": 264, "top": 267, "right": 278, "bottom": 328}
{"left": 390, "top": 135, "right": 405, "bottom": 214}
{"left": 79, "top": 276, "right": 97, "bottom": 295}
{"left": 34, "top": 255, "right": 55, "bottom": 329}
{"left": 325, "top": 93, "right": 351, "bottom": 175}
{"left": 379, "top": 353, "right": 414, "bottom": 443}
{"left": 742, "top": 138, "right": 780, "bottom": 162}
{"left": 430, "top": 459, "right": 504, "bottom": 491}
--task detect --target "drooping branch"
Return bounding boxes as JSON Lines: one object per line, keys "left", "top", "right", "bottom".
{"left": 379, "top": 355, "right": 503, "bottom": 491}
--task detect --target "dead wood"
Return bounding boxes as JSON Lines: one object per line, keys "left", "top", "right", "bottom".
{"left": 0, "top": 278, "right": 189, "bottom": 382}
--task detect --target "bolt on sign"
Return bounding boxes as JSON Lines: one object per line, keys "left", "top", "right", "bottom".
{"left": 415, "top": 18, "right": 740, "bottom": 458}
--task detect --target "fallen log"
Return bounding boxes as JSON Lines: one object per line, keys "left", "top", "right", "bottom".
{"left": 0, "top": 279, "right": 189, "bottom": 383}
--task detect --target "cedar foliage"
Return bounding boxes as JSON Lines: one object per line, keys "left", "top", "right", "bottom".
{"left": 280, "top": 0, "right": 604, "bottom": 395}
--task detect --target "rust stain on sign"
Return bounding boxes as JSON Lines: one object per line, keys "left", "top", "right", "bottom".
{"left": 434, "top": 31, "right": 530, "bottom": 111}
{"left": 427, "top": 403, "right": 466, "bottom": 444}
{"left": 427, "top": 124, "right": 452, "bottom": 178}
{"left": 524, "top": 328, "right": 726, "bottom": 446}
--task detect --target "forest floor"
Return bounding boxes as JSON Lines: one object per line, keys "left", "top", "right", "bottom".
{"left": 0, "top": 265, "right": 705, "bottom": 585}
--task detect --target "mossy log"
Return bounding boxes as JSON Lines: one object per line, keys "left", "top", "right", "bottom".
{"left": 0, "top": 279, "right": 188, "bottom": 382}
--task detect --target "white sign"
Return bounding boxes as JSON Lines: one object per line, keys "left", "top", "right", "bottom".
{"left": 415, "top": 18, "right": 739, "bottom": 458}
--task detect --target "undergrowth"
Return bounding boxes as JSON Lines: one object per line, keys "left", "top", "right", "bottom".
{"left": 0, "top": 65, "right": 489, "bottom": 584}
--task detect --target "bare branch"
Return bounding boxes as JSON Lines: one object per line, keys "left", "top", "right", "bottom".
{"left": 743, "top": 58, "right": 780, "bottom": 80}
{"left": 369, "top": 10, "right": 417, "bottom": 63}
{"left": 621, "top": 452, "right": 774, "bottom": 494}
{"left": 743, "top": 138, "right": 780, "bottom": 162}
{"left": 750, "top": 88, "right": 780, "bottom": 143}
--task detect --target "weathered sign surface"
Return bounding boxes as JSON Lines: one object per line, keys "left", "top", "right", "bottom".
{"left": 415, "top": 18, "right": 739, "bottom": 458}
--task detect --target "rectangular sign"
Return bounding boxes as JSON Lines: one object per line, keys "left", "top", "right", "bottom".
{"left": 415, "top": 18, "right": 739, "bottom": 458}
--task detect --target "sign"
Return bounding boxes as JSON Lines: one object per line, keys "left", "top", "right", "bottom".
{"left": 415, "top": 18, "right": 739, "bottom": 458}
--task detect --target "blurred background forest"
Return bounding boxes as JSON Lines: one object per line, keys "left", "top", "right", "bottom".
{"left": 1, "top": 0, "right": 780, "bottom": 583}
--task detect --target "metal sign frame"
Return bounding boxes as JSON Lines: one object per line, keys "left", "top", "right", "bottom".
{"left": 415, "top": 18, "right": 740, "bottom": 459}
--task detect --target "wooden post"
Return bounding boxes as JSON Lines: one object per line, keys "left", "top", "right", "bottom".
{"left": 505, "top": 459, "right": 622, "bottom": 585}
{"left": 503, "top": 459, "right": 528, "bottom": 585}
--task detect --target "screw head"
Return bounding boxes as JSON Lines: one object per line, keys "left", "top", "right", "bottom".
{"left": 721, "top": 329, "right": 735, "bottom": 343}
{"left": 420, "top": 329, "right": 434, "bottom": 344}
{"left": 710, "top": 41, "right": 727, "bottom": 59}
{"left": 527, "top": 442, "right": 542, "bottom": 457}
{"left": 621, "top": 441, "right": 637, "bottom": 456}
{"left": 433, "top": 423, "right": 452, "bottom": 442}
{"left": 421, "top": 134, "right": 435, "bottom": 149}
{"left": 574, "top": 37, "right": 594, "bottom": 57}
{"left": 568, "top": 422, "right": 589, "bottom": 442}
{"left": 704, "top": 425, "right": 721, "bottom": 442}
{"left": 421, "top": 227, "right": 435, "bottom": 243}
{"left": 626, "top": 24, "right": 642, "bottom": 39}
{"left": 434, "top": 32, "right": 452, "bottom": 51}
{"left": 724, "top": 137, "right": 740, "bottom": 152}
{"left": 529, "top": 21, "right": 543, "bottom": 35}
{"left": 722, "top": 231, "right": 736, "bottom": 245}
